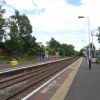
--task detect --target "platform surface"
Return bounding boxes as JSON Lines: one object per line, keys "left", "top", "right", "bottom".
{"left": 64, "top": 58, "right": 100, "bottom": 100}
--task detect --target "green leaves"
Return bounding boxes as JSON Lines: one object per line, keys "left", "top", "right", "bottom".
{"left": 97, "top": 27, "right": 100, "bottom": 43}
{"left": 48, "top": 38, "right": 60, "bottom": 51}
{"left": 5, "top": 10, "right": 35, "bottom": 57}
{"left": 0, "top": 6, "right": 6, "bottom": 42}
{"left": 48, "top": 38, "right": 76, "bottom": 56}
{"left": 0, "top": 8, "right": 76, "bottom": 59}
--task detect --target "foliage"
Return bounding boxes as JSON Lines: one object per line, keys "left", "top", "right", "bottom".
{"left": 61, "top": 44, "right": 76, "bottom": 56}
{"left": 0, "top": 55, "right": 10, "bottom": 61}
{"left": 79, "top": 43, "right": 96, "bottom": 57}
{"left": 5, "top": 10, "right": 33, "bottom": 53}
{"left": 97, "top": 27, "right": 100, "bottom": 43}
{"left": 48, "top": 38, "right": 76, "bottom": 56}
{"left": 0, "top": 10, "right": 40, "bottom": 60}
{"left": 24, "top": 48, "right": 35, "bottom": 60}
{"left": 0, "top": 6, "right": 5, "bottom": 28}
{"left": 0, "top": 5, "right": 7, "bottom": 42}
{"left": 86, "top": 43, "right": 95, "bottom": 50}
{"left": 0, "top": 7, "right": 77, "bottom": 61}
{"left": 48, "top": 38, "right": 60, "bottom": 51}
{"left": 46, "top": 47, "right": 56, "bottom": 55}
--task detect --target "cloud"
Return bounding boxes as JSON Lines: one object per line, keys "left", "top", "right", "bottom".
{"left": 3, "top": 0, "right": 100, "bottom": 51}
{"left": 30, "top": 0, "right": 81, "bottom": 32}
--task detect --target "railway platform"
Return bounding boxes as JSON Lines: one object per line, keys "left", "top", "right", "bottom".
{"left": 0, "top": 57, "right": 62, "bottom": 71}
{"left": 0, "top": 58, "right": 58, "bottom": 72}
{"left": 0, "top": 59, "right": 49, "bottom": 70}
{"left": 64, "top": 58, "right": 100, "bottom": 100}
{"left": 22, "top": 58, "right": 100, "bottom": 100}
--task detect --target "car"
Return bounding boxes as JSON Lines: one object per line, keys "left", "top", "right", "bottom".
{"left": 91, "top": 58, "right": 97, "bottom": 63}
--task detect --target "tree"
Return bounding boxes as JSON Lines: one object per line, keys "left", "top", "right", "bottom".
{"left": 48, "top": 38, "right": 76, "bottom": 57}
{"left": 0, "top": 1, "right": 8, "bottom": 50}
{"left": 61, "top": 44, "right": 69, "bottom": 56}
{"left": 87, "top": 43, "right": 96, "bottom": 57}
{"left": 46, "top": 47, "right": 56, "bottom": 55}
{"left": 6, "top": 10, "right": 33, "bottom": 53}
{"left": 80, "top": 43, "right": 96, "bottom": 57}
{"left": 61, "top": 44, "right": 75, "bottom": 56}
{"left": 0, "top": 4, "right": 6, "bottom": 42}
{"left": 48, "top": 38, "right": 60, "bottom": 51}
{"left": 58, "top": 48, "right": 65, "bottom": 57}
{"left": 67, "top": 45, "right": 75, "bottom": 56}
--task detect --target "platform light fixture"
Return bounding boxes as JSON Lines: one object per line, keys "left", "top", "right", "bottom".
{"left": 78, "top": 16, "right": 91, "bottom": 69}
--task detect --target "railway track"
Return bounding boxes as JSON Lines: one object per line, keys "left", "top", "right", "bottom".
{"left": 0, "top": 57, "right": 79, "bottom": 100}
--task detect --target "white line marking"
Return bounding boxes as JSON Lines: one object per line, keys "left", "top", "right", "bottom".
{"left": 22, "top": 58, "right": 80, "bottom": 100}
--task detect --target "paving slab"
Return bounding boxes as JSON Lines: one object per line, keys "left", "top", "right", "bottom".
{"left": 64, "top": 58, "right": 100, "bottom": 100}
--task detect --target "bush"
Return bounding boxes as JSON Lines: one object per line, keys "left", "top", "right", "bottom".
{"left": 0, "top": 55, "right": 11, "bottom": 60}
{"left": 97, "top": 57, "right": 100, "bottom": 61}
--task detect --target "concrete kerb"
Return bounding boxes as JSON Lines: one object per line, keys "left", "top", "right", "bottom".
{"left": 50, "top": 57, "right": 83, "bottom": 100}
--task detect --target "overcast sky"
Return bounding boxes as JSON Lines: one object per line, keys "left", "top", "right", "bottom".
{"left": 2, "top": 0, "right": 100, "bottom": 51}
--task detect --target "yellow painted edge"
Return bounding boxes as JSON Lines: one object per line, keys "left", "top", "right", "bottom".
{"left": 50, "top": 57, "right": 83, "bottom": 100}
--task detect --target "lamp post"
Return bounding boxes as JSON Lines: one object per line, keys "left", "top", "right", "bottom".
{"left": 78, "top": 16, "right": 91, "bottom": 69}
